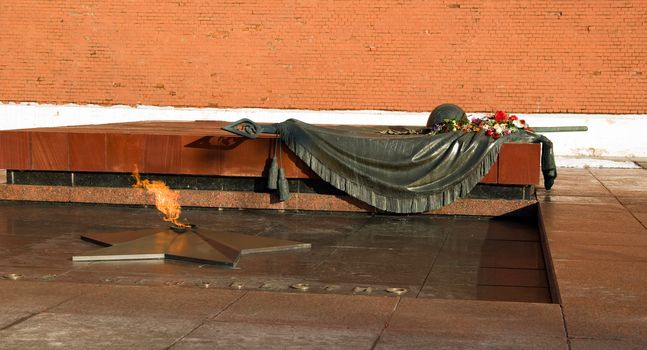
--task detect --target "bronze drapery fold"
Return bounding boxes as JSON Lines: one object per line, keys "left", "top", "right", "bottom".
{"left": 274, "top": 119, "right": 555, "bottom": 214}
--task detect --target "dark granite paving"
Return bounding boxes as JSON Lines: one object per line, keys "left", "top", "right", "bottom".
{"left": 2, "top": 167, "right": 646, "bottom": 349}
{"left": 0, "top": 202, "right": 549, "bottom": 302}
{"left": 0, "top": 200, "right": 566, "bottom": 349}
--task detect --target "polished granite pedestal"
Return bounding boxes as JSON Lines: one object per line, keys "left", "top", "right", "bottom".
{"left": 0, "top": 121, "right": 541, "bottom": 216}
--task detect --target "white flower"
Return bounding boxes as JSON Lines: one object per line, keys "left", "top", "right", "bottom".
{"left": 513, "top": 119, "right": 524, "bottom": 128}
{"left": 494, "top": 124, "right": 503, "bottom": 134}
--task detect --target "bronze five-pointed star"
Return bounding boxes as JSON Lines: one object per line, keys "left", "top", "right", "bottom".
{"left": 73, "top": 228, "right": 310, "bottom": 267}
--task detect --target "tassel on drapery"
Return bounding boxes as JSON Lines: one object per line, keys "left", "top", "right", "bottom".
{"left": 267, "top": 138, "right": 279, "bottom": 190}
{"left": 277, "top": 138, "right": 290, "bottom": 201}
{"left": 266, "top": 134, "right": 290, "bottom": 201}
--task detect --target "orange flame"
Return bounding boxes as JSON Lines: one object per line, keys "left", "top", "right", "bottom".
{"left": 132, "top": 167, "right": 191, "bottom": 228}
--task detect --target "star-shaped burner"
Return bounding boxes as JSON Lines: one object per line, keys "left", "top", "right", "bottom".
{"left": 72, "top": 226, "right": 310, "bottom": 267}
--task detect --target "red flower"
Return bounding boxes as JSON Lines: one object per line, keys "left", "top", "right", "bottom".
{"left": 494, "top": 111, "right": 507, "bottom": 123}
{"left": 485, "top": 129, "right": 494, "bottom": 136}
{"left": 509, "top": 115, "right": 518, "bottom": 121}
{"left": 520, "top": 119, "right": 526, "bottom": 125}
{"left": 493, "top": 133, "right": 501, "bottom": 139}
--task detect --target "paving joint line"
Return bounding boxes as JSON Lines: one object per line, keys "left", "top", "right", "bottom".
{"left": 414, "top": 233, "right": 449, "bottom": 298}
{"left": 559, "top": 304, "right": 573, "bottom": 350}
{"left": 0, "top": 293, "right": 81, "bottom": 331}
{"left": 209, "top": 290, "right": 249, "bottom": 321}
{"left": 0, "top": 314, "right": 38, "bottom": 332}
{"left": 164, "top": 290, "right": 249, "bottom": 350}
{"left": 370, "top": 296, "right": 402, "bottom": 350}
{"left": 589, "top": 170, "right": 647, "bottom": 230}
{"left": 308, "top": 215, "right": 375, "bottom": 270}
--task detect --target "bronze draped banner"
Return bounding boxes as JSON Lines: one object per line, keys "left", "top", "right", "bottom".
{"left": 275, "top": 119, "right": 556, "bottom": 214}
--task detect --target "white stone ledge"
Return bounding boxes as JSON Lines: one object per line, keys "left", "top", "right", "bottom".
{"left": 1, "top": 102, "right": 646, "bottom": 161}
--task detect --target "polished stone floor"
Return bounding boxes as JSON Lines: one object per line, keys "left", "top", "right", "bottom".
{"left": 2, "top": 167, "right": 647, "bottom": 349}
{"left": 0, "top": 202, "right": 549, "bottom": 303}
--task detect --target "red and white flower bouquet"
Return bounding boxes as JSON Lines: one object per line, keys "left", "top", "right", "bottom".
{"left": 431, "top": 111, "right": 532, "bottom": 139}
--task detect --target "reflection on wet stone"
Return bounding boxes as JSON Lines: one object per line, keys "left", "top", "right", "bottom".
{"left": 0, "top": 202, "right": 551, "bottom": 303}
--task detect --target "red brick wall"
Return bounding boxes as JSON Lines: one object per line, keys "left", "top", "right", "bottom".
{"left": 1, "top": 1, "right": 645, "bottom": 113}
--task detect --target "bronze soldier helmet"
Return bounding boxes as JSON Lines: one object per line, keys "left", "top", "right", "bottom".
{"left": 426, "top": 103, "right": 467, "bottom": 127}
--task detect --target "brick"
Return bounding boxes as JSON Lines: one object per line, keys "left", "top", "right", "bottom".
{"left": 0, "top": 1, "right": 645, "bottom": 113}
